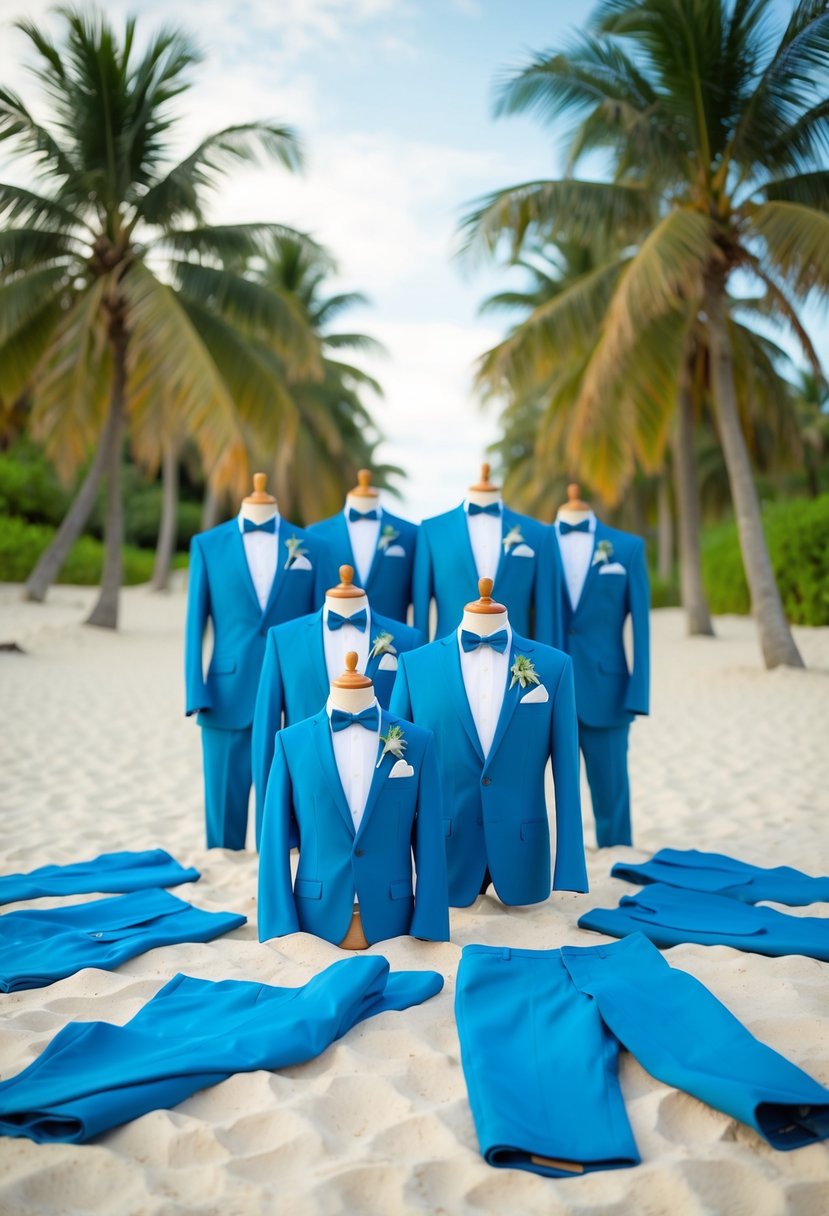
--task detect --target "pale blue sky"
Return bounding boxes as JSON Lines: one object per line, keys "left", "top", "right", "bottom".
{"left": 0, "top": 0, "right": 818, "bottom": 519}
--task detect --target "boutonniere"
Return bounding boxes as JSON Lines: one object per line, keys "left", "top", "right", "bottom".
{"left": 509, "top": 654, "right": 540, "bottom": 690}
{"left": 376, "top": 723, "right": 406, "bottom": 769}
{"left": 378, "top": 524, "right": 400, "bottom": 552}
{"left": 284, "top": 535, "right": 309, "bottom": 568}
{"left": 502, "top": 525, "right": 524, "bottom": 553}
{"left": 369, "top": 631, "right": 397, "bottom": 660}
{"left": 592, "top": 540, "right": 614, "bottom": 567}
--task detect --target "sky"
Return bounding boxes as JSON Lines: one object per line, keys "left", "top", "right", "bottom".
{"left": 0, "top": 0, "right": 819, "bottom": 521}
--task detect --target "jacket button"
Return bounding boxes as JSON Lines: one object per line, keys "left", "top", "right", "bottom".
{"left": 481, "top": 777, "right": 492, "bottom": 787}
{"left": 354, "top": 848, "right": 364, "bottom": 857}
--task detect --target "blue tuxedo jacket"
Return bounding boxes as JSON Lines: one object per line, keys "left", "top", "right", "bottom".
{"left": 546, "top": 521, "right": 650, "bottom": 728}
{"left": 0, "top": 849, "right": 199, "bottom": 906}
{"left": 184, "top": 520, "right": 330, "bottom": 729}
{"left": 611, "top": 848, "right": 829, "bottom": 906}
{"left": 391, "top": 633, "right": 587, "bottom": 907}
{"left": 308, "top": 509, "right": 418, "bottom": 623}
{"left": 258, "top": 709, "right": 449, "bottom": 946}
{"left": 413, "top": 505, "right": 558, "bottom": 641}
{"left": 251, "top": 608, "right": 425, "bottom": 841}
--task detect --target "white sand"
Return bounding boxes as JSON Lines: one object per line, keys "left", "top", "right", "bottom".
{"left": 0, "top": 583, "right": 827, "bottom": 1216}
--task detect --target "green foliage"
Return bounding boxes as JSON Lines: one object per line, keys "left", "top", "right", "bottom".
{"left": 0, "top": 517, "right": 186, "bottom": 585}
{"left": 648, "top": 572, "right": 681, "bottom": 609}
{"left": 702, "top": 496, "right": 829, "bottom": 626}
{"left": 0, "top": 441, "right": 71, "bottom": 526}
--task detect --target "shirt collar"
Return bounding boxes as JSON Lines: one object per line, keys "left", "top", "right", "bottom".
{"left": 238, "top": 510, "right": 280, "bottom": 533}
{"left": 556, "top": 511, "right": 596, "bottom": 535}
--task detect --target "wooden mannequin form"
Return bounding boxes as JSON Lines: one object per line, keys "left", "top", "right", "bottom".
{"left": 345, "top": 468, "right": 380, "bottom": 517}
{"left": 467, "top": 462, "right": 503, "bottom": 511}
{"left": 330, "top": 650, "right": 374, "bottom": 952}
{"left": 240, "top": 472, "right": 279, "bottom": 526}
{"left": 324, "top": 565, "right": 368, "bottom": 619}
{"left": 557, "top": 483, "right": 593, "bottom": 527}
{"left": 461, "top": 578, "right": 508, "bottom": 637}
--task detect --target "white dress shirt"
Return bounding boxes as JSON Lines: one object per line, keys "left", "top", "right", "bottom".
{"left": 457, "top": 622, "right": 511, "bottom": 758}
{"left": 238, "top": 511, "right": 279, "bottom": 610}
{"left": 345, "top": 506, "right": 381, "bottom": 585}
{"left": 556, "top": 512, "right": 596, "bottom": 610}
{"left": 327, "top": 696, "right": 380, "bottom": 831}
{"left": 322, "top": 603, "right": 372, "bottom": 683}
{"left": 464, "top": 500, "right": 502, "bottom": 581}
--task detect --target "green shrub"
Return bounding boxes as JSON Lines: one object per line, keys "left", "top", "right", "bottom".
{"left": 648, "top": 572, "right": 681, "bottom": 609}
{"left": 0, "top": 442, "right": 72, "bottom": 527}
{"left": 0, "top": 517, "right": 187, "bottom": 586}
{"left": 701, "top": 495, "right": 829, "bottom": 625}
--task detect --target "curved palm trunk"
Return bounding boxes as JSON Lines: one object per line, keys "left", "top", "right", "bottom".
{"left": 86, "top": 329, "right": 127, "bottom": 630}
{"left": 201, "top": 483, "right": 222, "bottom": 531}
{"left": 656, "top": 469, "right": 673, "bottom": 582}
{"left": 704, "top": 280, "right": 803, "bottom": 668}
{"left": 150, "top": 440, "right": 180, "bottom": 592}
{"left": 673, "top": 378, "right": 714, "bottom": 636}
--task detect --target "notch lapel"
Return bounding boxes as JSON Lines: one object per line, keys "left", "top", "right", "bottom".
{"left": 439, "top": 636, "right": 485, "bottom": 764}
{"left": 306, "top": 613, "right": 330, "bottom": 708}
{"left": 573, "top": 524, "right": 603, "bottom": 617}
{"left": 311, "top": 710, "right": 355, "bottom": 837}
{"left": 493, "top": 506, "right": 516, "bottom": 586}
{"left": 363, "top": 512, "right": 387, "bottom": 591}
{"left": 229, "top": 523, "right": 265, "bottom": 616}
{"left": 332, "top": 512, "right": 357, "bottom": 572}
{"left": 449, "top": 505, "right": 480, "bottom": 592}
{"left": 354, "top": 711, "right": 397, "bottom": 843}
{"left": 261, "top": 528, "right": 290, "bottom": 620}
{"left": 485, "top": 638, "right": 534, "bottom": 767}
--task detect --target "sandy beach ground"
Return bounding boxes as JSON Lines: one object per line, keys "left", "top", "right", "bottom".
{"left": 0, "top": 583, "right": 827, "bottom": 1216}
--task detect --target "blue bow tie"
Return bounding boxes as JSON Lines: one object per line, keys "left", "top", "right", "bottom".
{"left": 461, "top": 628, "right": 509, "bottom": 654}
{"left": 348, "top": 507, "right": 379, "bottom": 522}
{"left": 559, "top": 519, "right": 591, "bottom": 535}
{"left": 243, "top": 516, "right": 276, "bottom": 534}
{"left": 327, "top": 608, "right": 367, "bottom": 633}
{"left": 467, "top": 502, "right": 501, "bottom": 517}
{"left": 330, "top": 705, "right": 379, "bottom": 733}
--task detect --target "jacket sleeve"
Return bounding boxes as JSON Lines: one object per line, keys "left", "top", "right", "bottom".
{"left": 410, "top": 731, "right": 450, "bottom": 941}
{"left": 412, "top": 527, "right": 434, "bottom": 638}
{"left": 534, "top": 527, "right": 564, "bottom": 650}
{"left": 389, "top": 654, "right": 414, "bottom": 720}
{"left": 550, "top": 656, "right": 589, "bottom": 892}
{"left": 623, "top": 538, "right": 650, "bottom": 716}
{"left": 184, "top": 537, "right": 212, "bottom": 716}
{"left": 252, "top": 632, "right": 285, "bottom": 848}
{"left": 257, "top": 733, "right": 300, "bottom": 940}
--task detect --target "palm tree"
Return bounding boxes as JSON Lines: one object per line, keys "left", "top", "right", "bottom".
{"left": 0, "top": 8, "right": 319, "bottom": 626}
{"left": 793, "top": 368, "right": 829, "bottom": 497}
{"left": 464, "top": 0, "right": 829, "bottom": 668}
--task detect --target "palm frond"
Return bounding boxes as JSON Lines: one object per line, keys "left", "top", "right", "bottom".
{"left": 0, "top": 227, "right": 83, "bottom": 272}
{"left": 748, "top": 200, "right": 829, "bottom": 297}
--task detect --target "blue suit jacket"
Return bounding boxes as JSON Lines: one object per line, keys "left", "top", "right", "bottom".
{"left": 258, "top": 709, "right": 449, "bottom": 946}
{"left": 390, "top": 632, "right": 587, "bottom": 907}
{"left": 548, "top": 521, "right": 650, "bottom": 728}
{"left": 412, "top": 505, "right": 558, "bottom": 642}
{"left": 184, "top": 520, "right": 330, "bottom": 730}
{"left": 251, "top": 608, "right": 425, "bottom": 842}
{"left": 308, "top": 509, "right": 418, "bottom": 623}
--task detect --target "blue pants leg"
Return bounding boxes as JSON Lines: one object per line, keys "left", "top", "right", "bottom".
{"left": 200, "top": 724, "right": 252, "bottom": 850}
{"left": 578, "top": 722, "right": 631, "bottom": 847}
{"left": 0, "top": 957, "right": 444, "bottom": 1143}
{"left": 0, "top": 850, "right": 200, "bottom": 906}
{"left": 455, "top": 936, "right": 829, "bottom": 1176}
{"left": 611, "top": 848, "right": 829, "bottom": 906}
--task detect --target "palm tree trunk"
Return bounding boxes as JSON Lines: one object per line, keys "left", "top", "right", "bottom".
{"left": 201, "top": 483, "right": 222, "bottom": 531}
{"left": 22, "top": 413, "right": 114, "bottom": 602}
{"left": 85, "top": 327, "right": 127, "bottom": 630}
{"left": 150, "top": 440, "right": 180, "bottom": 592}
{"left": 674, "top": 378, "right": 714, "bottom": 636}
{"left": 656, "top": 469, "right": 673, "bottom": 582}
{"left": 704, "top": 279, "right": 803, "bottom": 668}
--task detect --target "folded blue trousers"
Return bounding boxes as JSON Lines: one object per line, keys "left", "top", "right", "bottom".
{"left": 0, "top": 957, "right": 444, "bottom": 1143}
{"left": 455, "top": 934, "right": 829, "bottom": 1177}
{"left": 578, "top": 883, "right": 829, "bottom": 960}
{"left": 0, "top": 889, "right": 246, "bottom": 992}
{"left": 611, "top": 848, "right": 829, "bottom": 906}
{"left": 0, "top": 849, "right": 200, "bottom": 907}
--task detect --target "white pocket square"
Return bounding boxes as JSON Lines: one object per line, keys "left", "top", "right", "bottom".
{"left": 598, "top": 562, "right": 626, "bottom": 575}
{"left": 383, "top": 544, "right": 406, "bottom": 558}
{"left": 378, "top": 653, "right": 398, "bottom": 671}
{"left": 511, "top": 544, "right": 535, "bottom": 558}
{"left": 389, "top": 759, "right": 414, "bottom": 778}
{"left": 520, "top": 684, "right": 549, "bottom": 704}
{"left": 287, "top": 555, "right": 312, "bottom": 571}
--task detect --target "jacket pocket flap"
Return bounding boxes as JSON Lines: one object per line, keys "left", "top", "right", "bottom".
{"left": 209, "top": 656, "right": 237, "bottom": 675}
{"left": 598, "top": 660, "right": 629, "bottom": 676}
{"left": 520, "top": 818, "right": 548, "bottom": 841}
{"left": 295, "top": 878, "right": 322, "bottom": 900}
{"left": 389, "top": 879, "right": 412, "bottom": 900}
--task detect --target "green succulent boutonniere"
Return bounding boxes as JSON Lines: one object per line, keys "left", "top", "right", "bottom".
{"left": 378, "top": 524, "right": 400, "bottom": 552}
{"left": 510, "top": 654, "right": 540, "bottom": 690}
{"left": 369, "top": 631, "right": 397, "bottom": 660}
{"left": 284, "top": 535, "right": 309, "bottom": 568}
{"left": 502, "top": 525, "right": 524, "bottom": 553}
{"left": 376, "top": 723, "right": 406, "bottom": 768}
{"left": 592, "top": 540, "right": 614, "bottom": 567}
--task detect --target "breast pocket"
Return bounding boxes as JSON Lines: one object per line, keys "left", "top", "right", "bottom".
{"left": 208, "top": 656, "right": 236, "bottom": 676}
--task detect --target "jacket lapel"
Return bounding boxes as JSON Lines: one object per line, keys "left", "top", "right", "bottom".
{"left": 485, "top": 637, "right": 533, "bottom": 768}
{"left": 493, "top": 506, "right": 517, "bottom": 586}
{"left": 363, "top": 512, "right": 388, "bottom": 590}
{"left": 439, "top": 636, "right": 485, "bottom": 764}
{"left": 261, "top": 527, "right": 291, "bottom": 620}
{"left": 311, "top": 710, "right": 355, "bottom": 837}
{"left": 306, "top": 612, "right": 330, "bottom": 708}
{"left": 354, "top": 710, "right": 397, "bottom": 843}
{"left": 449, "top": 505, "right": 480, "bottom": 593}
{"left": 229, "top": 523, "right": 265, "bottom": 616}
{"left": 573, "top": 522, "right": 603, "bottom": 617}
{"left": 331, "top": 512, "right": 357, "bottom": 572}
